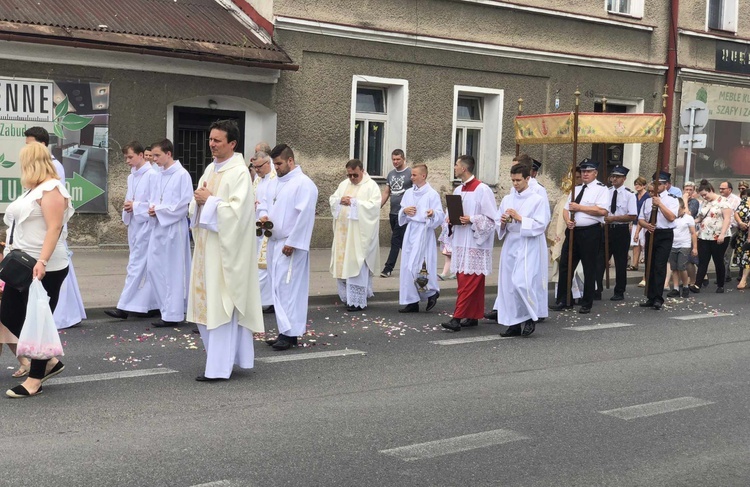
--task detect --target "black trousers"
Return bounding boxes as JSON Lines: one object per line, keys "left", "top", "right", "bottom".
{"left": 644, "top": 229, "right": 673, "bottom": 303}
{"left": 696, "top": 238, "right": 730, "bottom": 287}
{"left": 0, "top": 267, "right": 68, "bottom": 379}
{"left": 596, "top": 224, "right": 631, "bottom": 296}
{"left": 383, "top": 213, "right": 407, "bottom": 272}
{"left": 556, "top": 224, "right": 601, "bottom": 309}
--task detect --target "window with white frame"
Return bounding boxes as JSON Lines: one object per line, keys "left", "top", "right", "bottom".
{"left": 606, "top": 0, "right": 644, "bottom": 18}
{"left": 707, "top": 0, "right": 738, "bottom": 32}
{"left": 350, "top": 76, "right": 408, "bottom": 177}
{"left": 451, "top": 86, "right": 503, "bottom": 184}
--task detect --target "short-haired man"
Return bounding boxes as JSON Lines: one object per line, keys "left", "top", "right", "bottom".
{"left": 638, "top": 171, "right": 679, "bottom": 309}
{"left": 251, "top": 149, "right": 276, "bottom": 313}
{"left": 258, "top": 144, "right": 318, "bottom": 350}
{"left": 188, "top": 120, "right": 263, "bottom": 380}
{"left": 550, "top": 159, "right": 610, "bottom": 314}
{"left": 380, "top": 149, "right": 412, "bottom": 277}
{"left": 148, "top": 139, "right": 193, "bottom": 327}
{"left": 397, "top": 164, "right": 444, "bottom": 313}
{"left": 105, "top": 141, "right": 159, "bottom": 320}
{"left": 596, "top": 165, "right": 637, "bottom": 301}
{"left": 24, "top": 126, "right": 87, "bottom": 329}
{"left": 441, "top": 155, "right": 497, "bottom": 331}
{"left": 495, "top": 162, "right": 550, "bottom": 337}
{"left": 719, "top": 180, "right": 741, "bottom": 282}
{"left": 330, "top": 159, "right": 381, "bottom": 311}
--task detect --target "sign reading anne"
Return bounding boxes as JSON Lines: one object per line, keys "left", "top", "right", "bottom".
{"left": 0, "top": 80, "right": 54, "bottom": 122}
{"left": 716, "top": 40, "right": 750, "bottom": 76}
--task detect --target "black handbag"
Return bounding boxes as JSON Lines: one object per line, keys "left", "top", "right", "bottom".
{"left": 0, "top": 218, "right": 37, "bottom": 293}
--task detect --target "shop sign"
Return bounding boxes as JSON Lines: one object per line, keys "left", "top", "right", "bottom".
{"left": 716, "top": 41, "right": 750, "bottom": 76}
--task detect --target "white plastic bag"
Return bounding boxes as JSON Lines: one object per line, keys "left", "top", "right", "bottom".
{"left": 16, "top": 279, "right": 64, "bottom": 360}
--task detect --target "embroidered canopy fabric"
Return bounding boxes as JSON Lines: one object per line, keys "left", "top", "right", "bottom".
{"left": 515, "top": 112, "right": 666, "bottom": 145}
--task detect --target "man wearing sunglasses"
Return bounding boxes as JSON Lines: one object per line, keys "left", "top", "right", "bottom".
{"left": 251, "top": 148, "right": 276, "bottom": 314}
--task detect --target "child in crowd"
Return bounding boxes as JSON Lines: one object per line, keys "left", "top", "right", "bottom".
{"left": 666, "top": 198, "right": 698, "bottom": 298}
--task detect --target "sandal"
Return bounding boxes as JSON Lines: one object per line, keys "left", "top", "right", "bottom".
{"left": 738, "top": 281, "right": 747, "bottom": 290}
{"left": 12, "top": 365, "right": 29, "bottom": 378}
{"left": 626, "top": 265, "right": 638, "bottom": 271}
{"left": 6, "top": 384, "right": 43, "bottom": 398}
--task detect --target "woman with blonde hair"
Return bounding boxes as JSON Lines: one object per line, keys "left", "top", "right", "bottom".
{"left": 1, "top": 142, "right": 73, "bottom": 398}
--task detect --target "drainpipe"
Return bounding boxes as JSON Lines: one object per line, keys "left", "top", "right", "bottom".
{"left": 662, "top": 0, "right": 679, "bottom": 171}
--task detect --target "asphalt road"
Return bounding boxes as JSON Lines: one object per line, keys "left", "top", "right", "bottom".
{"left": 1, "top": 285, "right": 749, "bottom": 487}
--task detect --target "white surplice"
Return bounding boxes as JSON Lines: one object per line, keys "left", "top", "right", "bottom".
{"left": 449, "top": 177, "right": 497, "bottom": 275}
{"left": 148, "top": 160, "right": 193, "bottom": 322}
{"left": 117, "top": 163, "right": 159, "bottom": 313}
{"left": 397, "top": 182, "right": 444, "bottom": 305}
{"left": 257, "top": 166, "right": 318, "bottom": 337}
{"left": 495, "top": 188, "right": 551, "bottom": 325}
{"left": 188, "top": 153, "right": 263, "bottom": 379}
{"left": 254, "top": 170, "right": 276, "bottom": 307}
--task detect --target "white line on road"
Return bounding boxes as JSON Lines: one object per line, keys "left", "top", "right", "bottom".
{"left": 50, "top": 367, "right": 178, "bottom": 385}
{"left": 429, "top": 336, "right": 509, "bottom": 345}
{"left": 671, "top": 313, "right": 733, "bottom": 320}
{"left": 257, "top": 349, "right": 367, "bottom": 363}
{"left": 380, "top": 429, "right": 530, "bottom": 461}
{"left": 189, "top": 481, "right": 232, "bottom": 487}
{"left": 599, "top": 396, "right": 715, "bottom": 420}
{"left": 564, "top": 322, "right": 636, "bottom": 332}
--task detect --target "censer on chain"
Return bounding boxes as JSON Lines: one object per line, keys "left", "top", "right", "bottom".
{"left": 414, "top": 260, "right": 429, "bottom": 292}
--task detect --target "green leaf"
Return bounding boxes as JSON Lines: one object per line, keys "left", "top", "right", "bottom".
{"left": 0, "top": 154, "right": 4, "bottom": 163}
{"left": 54, "top": 123, "right": 65, "bottom": 140}
{"left": 0, "top": 159, "right": 14, "bottom": 169}
{"left": 60, "top": 113, "right": 93, "bottom": 131}
{"left": 54, "top": 96, "right": 69, "bottom": 119}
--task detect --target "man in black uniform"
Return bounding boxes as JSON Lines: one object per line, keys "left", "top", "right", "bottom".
{"left": 550, "top": 159, "right": 610, "bottom": 314}
{"left": 596, "top": 165, "right": 637, "bottom": 301}
{"left": 638, "top": 172, "right": 679, "bottom": 310}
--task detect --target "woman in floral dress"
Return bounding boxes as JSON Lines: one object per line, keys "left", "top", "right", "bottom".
{"left": 733, "top": 189, "right": 750, "bottom": 289}
{"left": 691, "top": 180, "right": 732, "bottom": 293}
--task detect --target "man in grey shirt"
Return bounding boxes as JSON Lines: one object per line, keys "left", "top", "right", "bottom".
{"left": 380, "top": 149, "right": 412, "bottom": 277}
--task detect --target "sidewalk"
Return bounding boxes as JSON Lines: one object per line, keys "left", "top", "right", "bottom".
{"left": 72, "top": 247, "right": 720, "bottom": 311}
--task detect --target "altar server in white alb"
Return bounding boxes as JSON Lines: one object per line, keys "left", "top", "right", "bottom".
{"left": 397, "top": 164, "right": 444, "bottom": 313}
{"left": 105, "top": 141, "right": 159, "bottom": 320}
{"left": 188, "top": 120, "right": 263, "bottom": 381}
{"left": 250, "top": 147, "right": 276, "bottom": 313}
{"left": 257, "top": 144, "right": 318, "bottom": 351}
{"left": 23, "top": 126, "right": 86, "bottom": 329}
{"left": 495, "top": 162, "right": 551, "bottom": 337}
{"left": 148, "top": 139, "right": 193, "bottom": 328}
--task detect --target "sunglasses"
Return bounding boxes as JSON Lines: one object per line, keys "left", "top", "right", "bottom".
{"left": 256, "top": 220, "right": 274, "bottom": 237}
{"left": 347, "top": 173, "right": 361, "bottom": 179}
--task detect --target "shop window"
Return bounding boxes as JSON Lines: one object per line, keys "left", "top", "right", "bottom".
{"left": 350, "top": 76, "right": 408, "bottom": 177}
{"left": 708, "top": 0, "right": 738, "bottom": 32}
{"left": 451, "top": 87, "right": 503, "bottom": 184}
{"left": 606, "top": 0, "right": 644, "bottom": 18}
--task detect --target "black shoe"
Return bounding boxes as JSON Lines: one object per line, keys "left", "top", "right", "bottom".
{"left": 689, "top": 284, "right": 700, "bottom": 293}
{"left": 549, "top": 302, "right": 573, "bottom": 311}
{"left": 702, "top": 280, "right": 709, "bottom": 288}
{"left": 265, "top": 336, "right": 279, "bottom": 346}
{"left": 652, "top": 301, "right": 663, "bottom": 310}
{"left": 151, "top": 320, "right": 181, "bottom": 328}
{"left": 272, "top": 335, "right": 298, "bottom": 351}
{"left": 441, "top": 318, "right": 461, "bottom": 332}
{"left": 380, "top": 269, "right": 392, "bottom": 278}
{"left": 192, "top": 328, "right": 200, "bottom": 334}
{"left": 146, "top": 309, "right": 160, "bottom": 317}
{"left": 666, "top": 289, "right": 680, "bottom": 298}
{"left": 521, "top": 320, "right": 536, "bottom": 337}
{"left": 104, "top": 308, "right": 129, "bottom": 319}
{"left": 195, "top": 375, "right": 228, "bottom": 382}
{"left": 639, "top": 300, "right": 655, "bottom": 307}
{"left": 346, "top": 305, "right": 366, "bottom": 312}
{"left": 41, "top": 361, "right": 65, "bottom": 383}
{"left": 610, "top": 294, "right": 624, "bottom": 301}
{"left": 716, "top": 287, "right": 725, "bottom": 293}
{"left": 263, "top": 305, "right": 275, "bottom": 314}
{"left": 594, "top": 291, "right": 602, "bottom": 301}
{"left": 398, "top": 303, "right": 419, "bottom": 313}
{"left": 484, "top": 310, "right": 498, "bottom": 321}
{"left": 726, "top": 276, "right": 732, "bottom": 282}
{"left": 460, "top": 319, "right": 479, "bottom": 327}
{"left": 681, "top": 287, "right": 690, "bottom": 298}
{"left": 578, "top": 307, "right": 591, "bottom": 314}
{"left": 499, "top": 324, "right": 522, "bottom": 337}
{"left": 426, "top": 292, "right": 439, "bottom": 312}
{"left": 6, "top": 384, "right": 43, "bottom": 398}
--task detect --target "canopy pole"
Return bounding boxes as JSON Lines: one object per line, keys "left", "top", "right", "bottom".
{"left": 515, "top": 98, "right": 523, "bottom": 158}
{"left": 567, "top": 89, "right": 581, "bottom": 307}
{"left": 601, "top": 96, "right": 610, "bottom": 290}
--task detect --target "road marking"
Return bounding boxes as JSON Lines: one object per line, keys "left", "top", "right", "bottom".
{"left": 189, "top": 481, "right": 232, "bottom": 487}
{"left": 429, "top": 336, "right": 508, "bottom": 345}
{"left": 599, "top": 396, "right": 715, "bottom": 420}
{"left": 671, "top": 313, "right": 733, "bottom": 320}
{"left": 564, "top": 322, "right": 636, "bottom": 332}
{"left": 257, "top": 349, "right": 366, "bottom": 363}
{"left": 50, "top": 367, "right": 178, "bottom": 385}
{"left": 380, "top": 429, "right": 530, "bottom": 461}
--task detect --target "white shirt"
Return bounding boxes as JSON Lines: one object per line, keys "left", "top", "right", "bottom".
{"left": 639, "top": 190, "right": 680, "bottom": 229}
{"left": 564, "top": 181, "right": 609, "bottom": 227}
{"left": 726, "top": 193, "right": 741, "bottom": 230}
{"left": 607, "top": 185, "right": 637, "bottom": 224}
{"left": 672, "top": 214, "right": 695, "bottom": 248}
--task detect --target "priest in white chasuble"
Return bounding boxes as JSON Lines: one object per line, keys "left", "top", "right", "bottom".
{"left": 251, "top": 149, "right": 276, "bottom": 312}
{"left": 188, "top": 120, "right": 263, "bottom": 381}
{"left": 147, "top": 139, "right": 193, "bottom": 328}
{"left": 397, "top": 164, "right": 444, "bottom": 313}
{"left": 329, "top": 159, "right": 381, "bottom": 312}
{"left": 495, "top": 162, "right": 550, "bottom": 338}
{"left": 256, "top": 144, "right": 318, "bottom": 351}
